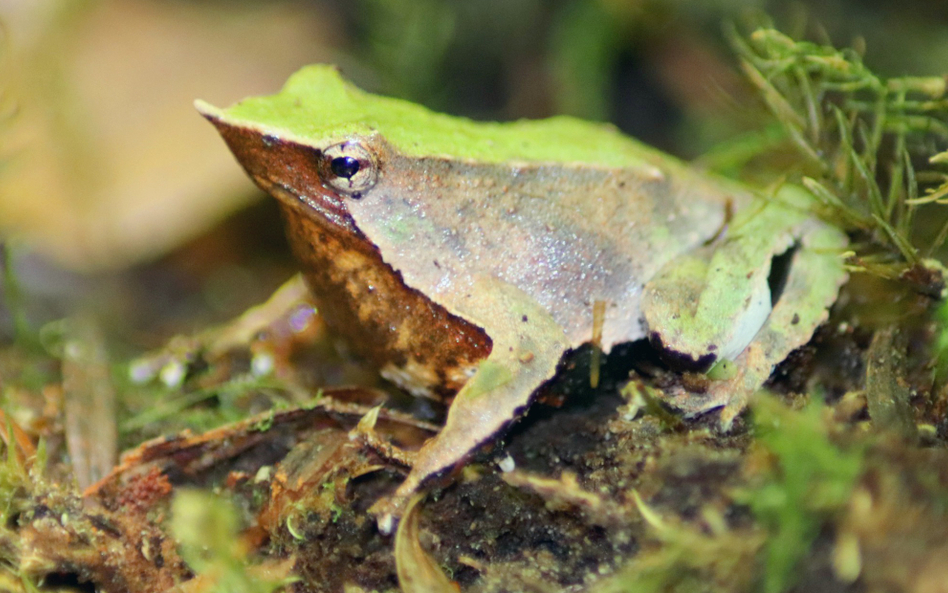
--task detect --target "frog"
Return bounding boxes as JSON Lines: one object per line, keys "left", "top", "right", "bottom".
{"left": 195, "top": 65, "right": 848, "bottom": 528}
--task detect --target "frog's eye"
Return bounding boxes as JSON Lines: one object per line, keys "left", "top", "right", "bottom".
{"left": 320, "top": 142, "right": 378, "bottom": 198}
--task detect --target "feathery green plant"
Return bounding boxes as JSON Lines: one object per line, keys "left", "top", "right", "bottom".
{"left": 731, "top": 27, "right": 948, "bottom": 287}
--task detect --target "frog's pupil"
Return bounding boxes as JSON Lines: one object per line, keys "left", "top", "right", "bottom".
{"left": 331, "top": 156, "right": 361, "bottom": 179}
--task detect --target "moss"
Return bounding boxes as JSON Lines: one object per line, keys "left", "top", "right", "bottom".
{"left": 743, "top": 395, "right": 864, "bottom": 593}
{"left": 728, "top": 27, "right": 948, "bottom": 283}
{"left": 172, "top": 490, "right": 292, "bottom": 593}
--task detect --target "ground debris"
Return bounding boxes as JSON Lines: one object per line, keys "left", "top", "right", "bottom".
{"left": 395, "top": 495, "right": 459, "bottom": 593}
{"left": 501, "top": 469, "right": 631, "bottom": 529}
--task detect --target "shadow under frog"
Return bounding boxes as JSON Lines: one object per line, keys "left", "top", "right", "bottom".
{"left": 197, "top": 65, "right": 847, "bottom": 528}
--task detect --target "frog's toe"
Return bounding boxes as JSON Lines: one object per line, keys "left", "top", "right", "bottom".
{"left": 718, "top": 397, "right": 748, "bottom": 431}
{"left": 660, "top": 383, "right": 749, "bottom": 431}
{"left": 369, "top": 472, "right": 426, "bottom": 534}
{"left": 657, "top": 352, "right": 759, "bottom": 424}
{"left": 661, "top": 385, "right": 729, "bottom": 417}
{"left": 375, "top": 507, "right": 400, "bottom": 536}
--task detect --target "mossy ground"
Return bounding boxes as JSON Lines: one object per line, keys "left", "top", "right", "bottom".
{"left": 4, "top": 20, "right": 948, "bottom": 593}
{"left": 1, "top": 270, "right": 947, "bottom": 593}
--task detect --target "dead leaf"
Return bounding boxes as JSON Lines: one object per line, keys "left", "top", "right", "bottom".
{"left": 394, "top": 495, "right": 459, "bottom": 593}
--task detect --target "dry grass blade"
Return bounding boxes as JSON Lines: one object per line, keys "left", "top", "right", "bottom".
{"left": 0, "top": 410, "right": 35, "bottom": 468}
{"left": 885, "top": 133, "right": 907, "bottom": 218}
{"left": 61, "top": 318, "right": 117, "bottom": 490}
{"left": 739, "top": 60, "right": 807, "bottom": 132}
{"left": 502, "top": 470, "right": 629, "bottom": 528}
{"left": 801, "top": 177, "right": 869, "bottom": 229}
{"left": 395, "top": 495, "right": 458, "bottom": 593}
{"left": 871, "top": 214, "right": 919, "bottom": 265}
{"left": 865, "top": 327, "right": 917, "bottom": 441}
{"left": 848, "top": 141, "right": 885, "bottom": 220}
{"left": 928, "top": 217, "right": 948, "bottom": 259}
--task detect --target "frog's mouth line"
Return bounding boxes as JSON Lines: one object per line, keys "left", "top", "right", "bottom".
{"left": 259, "top": 177, "right": 364, "bottom": 239}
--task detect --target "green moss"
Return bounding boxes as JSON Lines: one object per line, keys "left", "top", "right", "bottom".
{"left": 252, "top": 410, "right": 276, "bottom": 433}
{"left": 743, "top": 396, "right": 864, "bottom": 593}
{"left": 593, "top": 492, "right": 761, "bottom": 593}
{"left": 172, "top": 490, "right": 291, "bottom": 593}
{"left": 0, "top": 432, "right": 29, "bottom": 527}
{"left": 120, "top": 375, "right": 295, "bottom": 439}
{"left": 729, "top": 27, "right": 948, "bottom": 275}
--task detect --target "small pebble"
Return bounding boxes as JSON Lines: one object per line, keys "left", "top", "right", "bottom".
{"left": 498, "top": 455, "right": 516, "bottom": 473}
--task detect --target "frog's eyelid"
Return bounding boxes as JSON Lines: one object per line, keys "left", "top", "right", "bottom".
{"left": 320, "top": 141, "right": 379, "bottom": 197}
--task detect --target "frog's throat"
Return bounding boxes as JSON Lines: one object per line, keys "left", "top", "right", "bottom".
{"left": 278, "top": 191, "right": 493, "bottom": 400}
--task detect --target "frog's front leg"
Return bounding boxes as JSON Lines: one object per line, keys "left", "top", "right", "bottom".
{"left": 371, "top": 276, "right": 568, "bottom": 531}
{"left": 661, "top": 217, "right": 847, "bottom": 426}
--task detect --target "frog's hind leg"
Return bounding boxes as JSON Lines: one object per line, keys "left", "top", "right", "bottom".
{"left": 663, "top": 218, "right": 848, "bottom": 428}
{"left": 370, "top": 275, "right": 568, "bottom": 532}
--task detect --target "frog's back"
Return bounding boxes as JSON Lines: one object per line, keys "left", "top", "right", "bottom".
{"left": 344, "top": 146, "right": 741, "bottom": 351}
{"left": 215, "top": 64, "right": 685, "bottom": 173}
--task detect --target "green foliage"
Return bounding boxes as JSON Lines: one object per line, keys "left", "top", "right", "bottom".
{"left": 549, "top": 1, "right": 621, "bottom": 121}
{"left": 0, "top": 432, "right": 29, "bottom": 528}
{"left": 730, "top": 27, "right": 948, "bottom": 277}
{"left": 355, "top": 0, "right": 546, "bottom": 111}
{"left": 933, "top": 299, "right": 948, "bottom": 380}
{"left": 356, "top": 0, "right": 457, "bottom": 102}
{"left": 0, "top": 425, "right": 46, "bottom": 591}
{"left": 0, "top": 421, "right": 46, "bottom": 526}
{"left": 1, "top": 244, "right": 36, "bottom": 349}
{"left": 593, "top": 495, "right": 762, "bottom": 593}
{"left": 743, "top": 396, "right": 864, "bottom": 593}
{"left": 593, "top": 397, "right": 863, "bottom": 593}
{"left": 172, "top": 490, "right": 291, "bottom": 593}
{"left": 120, "top": 373, "right": 297, "bottom": 440}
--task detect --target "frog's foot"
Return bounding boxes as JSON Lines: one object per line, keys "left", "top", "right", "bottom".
{"left": 660, "top": 219, "right": 848, "bottom": 429}
{"left": 370, "top": 276, "right": 568, "bottom": 533}
{"left": 661, "top": 343, "right": 773, "bottom": 430}
{"left": 128, "top": 274, "right": 317, "bottom": 387}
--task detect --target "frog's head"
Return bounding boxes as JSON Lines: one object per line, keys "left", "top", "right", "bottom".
{"left": 201, "top": 117, "right": 386, "bottom": 241}
{"left": 195, "top": 68, "right": 402, "bottom": 238}
{"left": 197, "top": 66, "right": 495, "bottom": 400}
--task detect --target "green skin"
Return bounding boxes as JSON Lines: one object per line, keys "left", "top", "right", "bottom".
{"left": 197, "top": 65, "right": 848, "bottom": 527}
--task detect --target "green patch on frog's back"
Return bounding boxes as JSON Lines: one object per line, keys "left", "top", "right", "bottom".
{"left": 206, "top": 65, "right": 670, "bottom": 170}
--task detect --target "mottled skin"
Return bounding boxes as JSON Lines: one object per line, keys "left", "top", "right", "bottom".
{"left": 197, "top": 66, "right": 847, "bottom": 524}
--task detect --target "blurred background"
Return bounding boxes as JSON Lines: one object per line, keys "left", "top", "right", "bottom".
{"left": 2, "top": 0, "right": 948, "bottom": 342}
